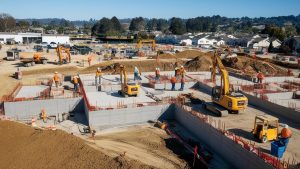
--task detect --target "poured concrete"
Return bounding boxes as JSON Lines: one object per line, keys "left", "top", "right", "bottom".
{"left": 15, "top": 85, "right": 49, "bottom": 98}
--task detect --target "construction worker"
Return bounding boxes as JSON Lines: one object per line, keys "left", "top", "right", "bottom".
{"left": 88, "top": 56, "right": 92, "bottom": 67}
{"left": 73, "top": 75, "right": 79, "bottom": 92}
{"left": 180, "top": 66, "right": 186, "bottom": 77}
{"left": 170, "top": 76, "right": 177, "bottom": 91}
{"left": 95, "top": 67, "right": 102, "bottom": 89}
{"left": 134, "top": 66, "right": 140, "bottom": 81}
{"left": 40, "top": 109, "right": 47, "bottom": 123}
{"left": 256, "top": 71, "right": 264, "bottom": 83}
{"left": 179, "top": 76, "right": 185, "bottom": 91}
{"left": 53, "top": 72, "right": 60, "bottom": 88}
{"left": 155, "top": 68, "right": 160, "bottom": 81}
{"left": 278, "top": 124, "right": 292, "bottom": 149}
{"left": 175, "top": 67, "right": 180, "bottom": 78}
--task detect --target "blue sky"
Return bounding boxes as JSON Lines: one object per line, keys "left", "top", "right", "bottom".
{"left": 0, "top": 0, "right": 300, "bottom": 20}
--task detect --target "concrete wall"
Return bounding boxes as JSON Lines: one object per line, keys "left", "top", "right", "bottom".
{"left": 243, "top": 92, "right": 300, "bottom": 124}
{"left": 4, "top": 98, "right": 82, "bottom": 120}
{"left": 173, "top": 105, "right": 273, "bottom": 169}
{"left": 88, "top": 104, "right": 170, "bottom": 129}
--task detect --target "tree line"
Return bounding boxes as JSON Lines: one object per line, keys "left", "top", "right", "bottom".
{"left": 1, "top": 12, "right": 300, "bottom": 41}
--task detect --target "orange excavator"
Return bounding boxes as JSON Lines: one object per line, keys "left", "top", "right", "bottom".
{"left": 56, "top": 45, "right": 71, "bottom": 64}
{"left": 21, "top": 53, "right": 48, "bottom": 67}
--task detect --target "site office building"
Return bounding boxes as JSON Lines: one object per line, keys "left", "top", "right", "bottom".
{"left": 0, "top": 32, "right": 70, "bottom": 44}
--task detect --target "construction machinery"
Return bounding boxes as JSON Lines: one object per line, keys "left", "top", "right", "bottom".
{"left": 56, "top": 45, "right": 71, "bottom": 64}
{"left": 21, "top": 53, "right": 48, "bottom": 67}
{"left": 6, "top": 49, "right": 21, "bottom": 61}
{"left": 202, "top": 51, "right": 248, "bottom": 116}
{"left": 136, "top": 39, "right": 156, "bottom": 51}
{"left": 252, "top": 115, "right": 279, "bottom": 143}
{"left": 118, "top": 65, "right": 140, "bottom": 97}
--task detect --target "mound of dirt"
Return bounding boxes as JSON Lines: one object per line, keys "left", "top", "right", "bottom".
{"left": 0, "top": 121, "right": 155, "bottom": 169}
{"left": 157, "top": 53, "right": 176, "bottom": 59}
{"left": 184, "top": 55, "right": 212, "bottom": 71}
{"left": 232, "top": 56, "right": 287, "bottom": 76}
{"left": 175, "top": 50, "right": 205, "bottom": 59}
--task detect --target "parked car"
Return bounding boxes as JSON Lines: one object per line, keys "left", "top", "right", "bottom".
{"left": 48, "top": 42, "right": 57, "bottom": 48}
{"left": 41, "top": 42, "right": 48, "bottom": 48}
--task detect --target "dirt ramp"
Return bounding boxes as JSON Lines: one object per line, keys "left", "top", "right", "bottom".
{"left": 0, "top": 121, "right": 155, "bottom": 169}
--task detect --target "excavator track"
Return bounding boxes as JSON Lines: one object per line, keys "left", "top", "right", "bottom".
{"left": 202, "top": 101, "right": 229, "bottom": 117}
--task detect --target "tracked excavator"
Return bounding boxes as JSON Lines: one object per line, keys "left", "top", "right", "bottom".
{"left": 56, "top": 45, "right": 71, "bottom": 64}
{"left": 118, "top": 65, "right": 140, "bottom": 97}
{"left": 202, "top": 51, "right": 248, "bottom": 117}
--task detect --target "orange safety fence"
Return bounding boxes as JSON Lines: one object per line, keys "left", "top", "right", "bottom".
{"left": 176, "top": 101, "right": 295, "bottom": 169}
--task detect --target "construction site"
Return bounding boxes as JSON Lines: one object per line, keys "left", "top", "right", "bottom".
{"left": 0, "top": 37, "right": 300, "bottom": 169}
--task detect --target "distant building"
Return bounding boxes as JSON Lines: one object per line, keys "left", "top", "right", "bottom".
{"left": 0, "top": 32, "right": 70, "bottom": 44}
{"left": 282, "top": 37, "right": 300, "bottom": 54}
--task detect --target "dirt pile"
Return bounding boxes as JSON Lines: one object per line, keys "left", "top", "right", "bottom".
{"left": 94, "top": 126, "right": 189, "bottom": 169}
{"left": 231, "top": 56, "right": 287, "bottom": 76}
{"left": 175, "top": 50, "right": 205, "bottom": 59}
{"left": 184, "top": 55, "right": 212, "bottom": 71}
{"left": 157, "top": 53, "right": 176, "bottom": 59}
{"left": 0, "top": 121, "right": 155, "bottom": 169}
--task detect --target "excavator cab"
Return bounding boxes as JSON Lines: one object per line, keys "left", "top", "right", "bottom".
{"left": 211, "top": 86, "right": 221, "bottom": 101}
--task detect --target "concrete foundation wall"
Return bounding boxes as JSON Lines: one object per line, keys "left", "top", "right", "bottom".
{"left": 243, "top": 92, "right": 300, "bottom": 124}
{"left": 173, "top": 105, "right": 273, "bottom": 169}
{"left": 88, "top": 104, "right": 170, "bottom": 129}
{"left": 4, "top": 98, "right": 82, "bottom": 119}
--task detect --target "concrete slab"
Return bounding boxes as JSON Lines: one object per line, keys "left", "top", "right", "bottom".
{"left": 16, "top": 85, "right": 49, "bottom": 98}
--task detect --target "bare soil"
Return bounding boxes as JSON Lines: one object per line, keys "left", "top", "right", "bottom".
{"left": 0, "top": 120, "right": 155, "bottom": 169}
{"left": 91, "top": 126, "right": 189, "bottom": 169}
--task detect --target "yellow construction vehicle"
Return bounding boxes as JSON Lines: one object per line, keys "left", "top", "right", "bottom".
{"left": 252, "top": 115, "right": 279, "bottom": 143}
{"left": 136, "top": 39, "right": 156, "bottom": 51}
{"left": 118, "top": 65, "right": 140, "bottom": 97}
{"left": 203, "top": 51, "right": 248, "bottom": 116}
{"left": 56, "top": 45, "right": 71, "bottom": 64}
{"left": 21, "top": 53, "right": 48, "bottom": 67}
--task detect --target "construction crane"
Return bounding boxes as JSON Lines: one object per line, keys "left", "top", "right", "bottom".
{"left": 202, "top": 51, "right": 248, "bottom": 116}
{"left": 136, "top": 39, "right": 156, "bottom": 51}
{"left": 118, "top": 65, "right": 140, "bottom": 97}
{"left": 56, "top": 45, "right": 71, "bottom": 64}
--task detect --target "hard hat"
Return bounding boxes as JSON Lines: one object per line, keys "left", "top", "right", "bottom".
{"left": 181, "top": 66, "right": 184, "bottom": 68}
{"left": 55, "top": 72, "right": 58, "bottom": 74}
{"left": 284, "top": 124, "right": 289, "bottom": 128}
{"left": 97, "top": 67, "right": 100, "bottom": 70}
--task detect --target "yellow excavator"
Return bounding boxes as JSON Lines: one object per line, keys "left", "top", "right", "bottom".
{"left": 136, "top": 39, "right": 156, "bottom": 51}
{"left": 118, "top": 65, "right": 140, "bottom": 97}
{"left": 202, "top": 51, "right": 248, "bottom": 116}
{"left": 56, "top": 45, "right": 71, "bottom": 64}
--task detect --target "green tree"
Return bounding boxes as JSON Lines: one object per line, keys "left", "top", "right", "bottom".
{"left": 0, "top": 13, "right": 16, "bottom": 32}
{"left": 156, "top": 19, "right": 168, "bottom": 32}
{"left": 17, "top": 20, "right": 30, "bottom": 31}
{"left": 169, "top": 17, "right": 186, "bottom": 35}
{"left": 146, "top": 18, "right": 158, "bottom": 31}
{"left": 111, "top": 16, "right": 123, "bottom": 33}
{"left": 31, "top": 20, "right": 41, "bottom": 27}
{"left": 129, "top": 17, "right": 145, "bottom": 31}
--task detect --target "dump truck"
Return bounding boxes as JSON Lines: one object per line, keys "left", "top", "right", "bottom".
{"left": 21, "top": 53, "right": 48, "bottom": 67}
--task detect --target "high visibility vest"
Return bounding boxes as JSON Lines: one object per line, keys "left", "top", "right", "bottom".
{"left": 170, "top": 77, "right": 177, "bottom": 83}
{"left": 53, "top": 74, "right": 59, "bottom": 82}
{"left": 96, "top": 71, "right": 102, "bottom": 77}
{"left": 73, "top": 77, "right": 78, "bottom": 84}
